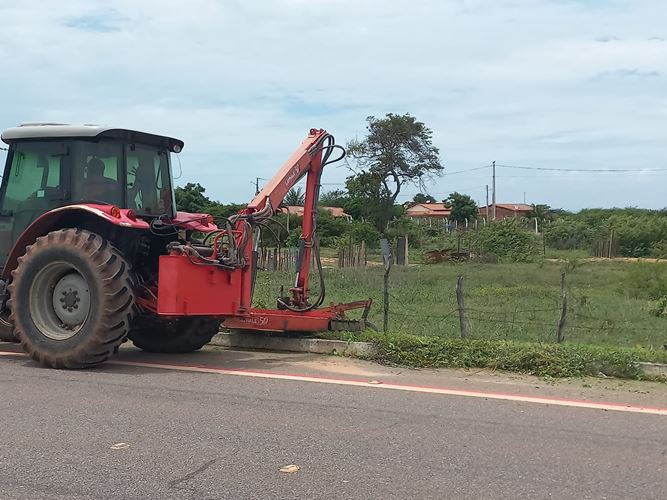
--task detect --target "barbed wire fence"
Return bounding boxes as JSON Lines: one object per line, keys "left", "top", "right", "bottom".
{"left": 378, "top": 272, "right": 667, "bottom": 343}
{"left": 252, "top": 248, "right": 666, "bottom": 344}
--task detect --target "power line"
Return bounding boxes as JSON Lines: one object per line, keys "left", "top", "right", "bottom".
{"left": 443, "top": 165, "right": 492, "bottom": 176}
{"left": 396, "top": 185, "right": 487, "bottom": 199}
{"left": 497, "top": 164, "right": 667, "bottom": 173}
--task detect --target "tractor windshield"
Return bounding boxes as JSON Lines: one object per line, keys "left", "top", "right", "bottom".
{"left": 125, "top": 145, "right": 174, "bottom": 216}
{"left": 71, "top": 141, "right": 175, "bottom": 216}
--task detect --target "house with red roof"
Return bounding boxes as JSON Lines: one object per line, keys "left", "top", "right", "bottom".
{"left": 282, "top": 205, "right": 352, "bottom": 221}
{"left": 406, "top": 203, "right": 452, "bottom": 221}
{"left": 478, "top": 203, "right": 534, "bottom": 220}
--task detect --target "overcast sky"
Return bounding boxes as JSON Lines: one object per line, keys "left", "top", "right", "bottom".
{"left": 1, "top": 0, "right": 665, "bottom": 210}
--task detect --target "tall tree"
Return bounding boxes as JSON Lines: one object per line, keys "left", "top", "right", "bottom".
{"left": 346, "top": 113, "right": 444, "bottom": 204}
{"left": 444, "top": 192, "right": 478, "bottom": 225}
{"left": 345, "top": 171, "right": 397, "bottom": 232}
{"left": 319, "top": 189, "right": 348, "bottom": 208}
{"left": 529, "top": 204, "right": 552, "bottom": 222}
{"left": 284, "top": 187, "right": 305, "bottom": 206}
{"left": 175, "top": 182, "right": 244, "bottom": 218}
{"left": 412, "top": 193, "right": 436, "bottom": 204}
{"left": 175, "top": 183, "right": 212, "bottom": 213}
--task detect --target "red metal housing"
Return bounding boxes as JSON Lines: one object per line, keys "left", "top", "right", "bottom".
{"left": 157, "top": 254, "right": 242, "bottom": 316}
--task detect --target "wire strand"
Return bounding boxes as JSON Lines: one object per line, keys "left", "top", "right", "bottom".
{"left": 497, "top": 164, "right": 667, "bottom": 173}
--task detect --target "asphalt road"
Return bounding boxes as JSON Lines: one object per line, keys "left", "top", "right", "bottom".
{"left": 0, "top": 345, "right": 665, "bottom": 499}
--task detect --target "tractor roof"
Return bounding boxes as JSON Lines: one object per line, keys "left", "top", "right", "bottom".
{"left": 1, "top": 123, "right": 184, "bottom": 152}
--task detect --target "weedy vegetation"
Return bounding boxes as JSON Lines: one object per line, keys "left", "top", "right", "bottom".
{"left": 252, "top": 255, "right": 667, "bottom": 379}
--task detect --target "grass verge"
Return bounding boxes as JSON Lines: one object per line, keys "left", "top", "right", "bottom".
{"left": 254, "top": 261, "right": 667, "bottom": 348}
{"left": 321, "top": 331, "right": 667, "bottom": 380}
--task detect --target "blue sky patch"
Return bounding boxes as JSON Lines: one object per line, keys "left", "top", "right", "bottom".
{"left": 64, "top": 9, "right": 127, "bottom": 33}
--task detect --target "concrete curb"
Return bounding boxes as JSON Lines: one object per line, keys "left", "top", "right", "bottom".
{"left": 210, "top": 331, "right": 379, "bottom": 357}
{"left": 639, "top": 362, "right": 667, "bottom": 378}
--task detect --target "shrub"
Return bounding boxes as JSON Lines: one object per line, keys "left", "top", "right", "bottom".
{"left": 543, "top": 218, "right": 596, "bottom": 250}
{"left": 621, "top": 263, "right": 667, "bottom": 300}
{"left": 474, "top": 219, "right": 539, "bottom": 262}
{"left": 650, "top": 241, "right": 667, "bottom": 259}
{"left": 648, "top": 297, "right": 667, "bottom": 318}
{"left": 346, "top": 221, "right": 381, "bottom": 247}
{"left": 546, "top": 209, "right": 667, "bottom": 257}
{"left": 315, "top": 210, "right": 350, "bottom": 247}
{"left": 386, "top": 216, "right": 428, "bottom": 248}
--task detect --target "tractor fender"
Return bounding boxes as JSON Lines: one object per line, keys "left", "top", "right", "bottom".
{"left": 1, "top": 204, "right": 149, "bottom": 280}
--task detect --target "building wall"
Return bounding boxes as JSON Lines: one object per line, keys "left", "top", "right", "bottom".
{"left": 479, "top": 207, "right": 532, "bottom": 219}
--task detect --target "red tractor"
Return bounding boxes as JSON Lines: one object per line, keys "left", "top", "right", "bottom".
{"left": 0, "top": 123, "right": 371, "bottom": 368}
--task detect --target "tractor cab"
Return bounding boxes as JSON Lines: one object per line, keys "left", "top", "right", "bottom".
{"left": 0, "top": 123, "right": 183, "bottom": 269}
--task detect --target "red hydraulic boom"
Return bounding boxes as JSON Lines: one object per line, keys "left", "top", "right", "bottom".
{"left": 150, "top": 129, "right": 372, "bottom": 333}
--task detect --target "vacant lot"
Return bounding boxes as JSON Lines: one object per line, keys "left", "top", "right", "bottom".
{"left": 253, "top": 258, "right": 667, "bottom": 350}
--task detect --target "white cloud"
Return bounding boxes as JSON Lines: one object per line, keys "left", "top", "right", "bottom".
{"left": 1, "top": 0, "right": 666, "bottom": 209}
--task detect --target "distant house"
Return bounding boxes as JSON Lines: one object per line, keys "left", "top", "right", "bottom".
{"left": 406, "top": 203, "right": 452, "bottom": 222}
{"left": 479, "top": 203, "right": 533, "bottom": 220}
{"left": 282, "top": 205, "right": 352, "bottom": 221}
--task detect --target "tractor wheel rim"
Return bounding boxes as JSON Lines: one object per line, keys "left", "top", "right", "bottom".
{"left": 30, "top": 262, "right": 91, "bottom": 341}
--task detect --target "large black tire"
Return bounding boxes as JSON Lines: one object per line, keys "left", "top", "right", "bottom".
{"left": 8, "top": 229, "right": 135, "bottom": 368}
{"left": 129, "top": 315, "right": 220, "bottom": 353}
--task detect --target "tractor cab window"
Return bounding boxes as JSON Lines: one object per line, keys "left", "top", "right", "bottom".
{"left": 0, "top": 141, "right": 65, "bottom": 215}
{"left": 126, "top": 145, "right": 173, "bottom": 216}
{"left": 71, "top": 141, "right": 123, "bottom": 206}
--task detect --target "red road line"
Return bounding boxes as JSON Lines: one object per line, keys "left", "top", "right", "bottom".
{"left": 2, "top": 349, "right": 666, "bottom": 416}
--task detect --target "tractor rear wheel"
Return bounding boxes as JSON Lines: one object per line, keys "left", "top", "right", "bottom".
{"left": 129, "top": 315, "right": 220, "bottom": 353}
{"left": 9, "top": 229, "right": 135, "bottom": 368}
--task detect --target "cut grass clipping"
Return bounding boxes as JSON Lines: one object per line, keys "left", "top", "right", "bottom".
{"left": 330, "top": 332, "right": 667, "bottom": 380}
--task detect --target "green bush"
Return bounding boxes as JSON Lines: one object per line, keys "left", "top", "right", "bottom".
{"left": 275, "top": 212, "right": 380, "bottom": 249}
{"left": 648, "top": 297, "right": 667, "bottom": 318}
{"left": 544, "top": 218, "right": 596, "bottom": 250}
{"left": 474, "top": 219, "right": 539, "bottom": 262}
{"left": 608, "top": 214, "right": 667, "bottom": 257}
{"left": 386, "top": 216, "right": 429, "bottom": 248}
{"left": 546, "top": 209, "right": 667, "bottom": 257}
{"left": 650, "top": 241, "right": 667, "bottom": 259}
{"left": 345, "top": 220, "right": 381, "bottom": 247}
{"left": 621, "top": 263, "right": 667, "bottom": 300}
{"left": 315, "top": 210, "right": 350, "bottom": 247}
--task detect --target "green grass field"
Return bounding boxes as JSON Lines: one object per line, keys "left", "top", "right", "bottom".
{"left": 253, "top": 257, "right": 667, "bottom": 350}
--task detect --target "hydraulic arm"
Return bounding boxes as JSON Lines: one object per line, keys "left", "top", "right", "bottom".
{"left": 237, "top": 129, "right": 340, "bottom": 310}
{"left": 155, "top": 129, "right": 372, "bottom": 333}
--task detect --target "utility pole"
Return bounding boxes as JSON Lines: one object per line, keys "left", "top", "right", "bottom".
{"left": 492, "top": 161, "right": 496, "bottom": 221}
{"left": 255, "top": 177, "right": 260, "bottom": 195}
{"left": 485, "top": 184, "right": 489, "bottom": 222}
{"left": 523, "top": 191, "right": 526, "bottom": 204}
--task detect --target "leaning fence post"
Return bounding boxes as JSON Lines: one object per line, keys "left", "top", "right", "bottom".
{"left": 380, "top": 238, "right": 392, "bottom": 333}
{"left": 557, "top": 272, "right": 567, "bottom": 343}
{"left": 456, "top": 275, "right": 466, "bottom": 338}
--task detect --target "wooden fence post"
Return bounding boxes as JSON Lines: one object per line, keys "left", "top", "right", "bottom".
{"left": 456, "top": 275, "right": 466, "bottom": 339}
{"left": 557, "top": 272, "right": 567, "bottom": 343}
{"left": 380, "top": 239, "right": 392, "bottom": 333}
{"left": 396, "top": 236, "right": 408, "bottom": 266}
{"left": 360, "top": 240, "right": 367, "bottom": 266}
